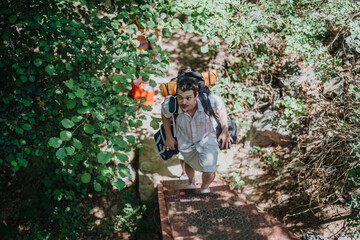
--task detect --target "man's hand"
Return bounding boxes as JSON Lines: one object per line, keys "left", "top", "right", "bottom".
{"left": 218, "top": 129, "right": 233, "bottom": 149}
{"left": 164, "top": 136, "right": 177, "bottom": 151}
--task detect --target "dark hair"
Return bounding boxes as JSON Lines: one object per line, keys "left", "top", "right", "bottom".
{"left": 178, "top": 66, "right": 193, "bottom": 76}
{"left": 176, "top": 76, "right": 198, "bottom": 96}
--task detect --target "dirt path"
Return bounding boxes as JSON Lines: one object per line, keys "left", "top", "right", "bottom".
{"left": 138, "top": 29, "right": 354, "bottom": 240}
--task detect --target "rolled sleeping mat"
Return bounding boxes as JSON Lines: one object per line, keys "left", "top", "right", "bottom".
{"left": 160, "top": 70, "right": 218, "bottom": 97}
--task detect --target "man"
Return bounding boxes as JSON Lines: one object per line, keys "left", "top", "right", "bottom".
{"left": 161, "top": 73, "right": 233, "bottom": 193}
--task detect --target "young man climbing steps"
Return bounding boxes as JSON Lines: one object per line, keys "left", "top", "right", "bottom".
{"left": 161, "top": 70, "right": 232, "bottom": 193}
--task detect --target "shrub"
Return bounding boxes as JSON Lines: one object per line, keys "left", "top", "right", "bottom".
{"left": 0, "top": 0, "right": 172, "bottom": 237}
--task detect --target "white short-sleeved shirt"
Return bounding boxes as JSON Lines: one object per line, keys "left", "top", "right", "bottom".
{"left": 161, "top": 94, "right": 223, "bottom": 153}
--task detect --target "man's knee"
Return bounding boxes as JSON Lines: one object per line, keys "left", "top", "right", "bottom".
{"left": 202, "top": 172, "right": 215, "bottom": 178}
{"left": 185, "top": 163, "right": 194, "bottom": 170}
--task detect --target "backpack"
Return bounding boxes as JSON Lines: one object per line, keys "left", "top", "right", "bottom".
{"left": 154, "top": 72, "right": 238, "bottom": 160}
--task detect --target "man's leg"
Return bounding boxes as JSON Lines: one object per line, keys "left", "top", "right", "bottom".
{"left": 185, "top": 162, "right": 195, "bottom": 184}
{"left": 201, "top": 172, "right": 215, "bottom": 189}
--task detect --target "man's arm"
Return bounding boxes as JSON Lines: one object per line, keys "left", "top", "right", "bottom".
{"left": 217, "top": 104, "right": 233, "bottom": 149}
{"left": 161, "top": 112, "right": 177, "bottom": 150}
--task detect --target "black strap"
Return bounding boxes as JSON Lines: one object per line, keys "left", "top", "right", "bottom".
{"left": 206, "top": 93, "right": 222, "bottom": 132}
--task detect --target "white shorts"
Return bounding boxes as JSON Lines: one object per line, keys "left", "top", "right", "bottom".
{"left": 180, "top": 133, "right": 219, "bottom": 172}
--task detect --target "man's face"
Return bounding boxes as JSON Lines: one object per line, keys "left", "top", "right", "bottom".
{"left": 177, "top": 89, "right": 198, "bottom": 112}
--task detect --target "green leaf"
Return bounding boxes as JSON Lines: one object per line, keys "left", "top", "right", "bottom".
{"left": 114, "top": 62, "right": 122, "bottom": 68}
{"left": 77, "top": 106, "right": 92, "bottom": 114}
{"left": 126, "top": 135, "right": 136, "bottom": 145}
{"left": 150, "top": 119, "right": 159, "bottom": 130}
{"left": 11, "top": 161, "right": 17, "bottom": 167}
{"left": 45, "top": 64, "right": 55, "bottom": 75}
{"left": 73, "top": 138, "right": 83, "bottom": 149}
{"left": 113, "top": 74, "right": 122, "bottom": 81}
{"left": 162, "top": 28, "right": 172, "bottom": 37}
{"left": 34, "top": 58, "right": 42, "bottom": 67}
{"left": 61, "top": 118, "right": 75, "bottom": 128}
{"left": 149, "top": 80, "right": 156, "bottom": 87}
{"left": 65, "top": 63, "right": 73, "bottom": 71}
{"left": 84, "top": 124, "right": 95, "bottom": 134}
{"left": 71, "top": 115, "right": 83, "bottom": 123}
{"left": 9, "top": 15, "right": 17, "bottom": 24}
{"left": 200, "top": 44, "right": 209, "bottom": 53}
{"left": 183, "top": 24, "right": 194, "bottom": 33}
{"left": 56, "top": 148, "right": 67, "bottom": 159}
{"left": 81, "top": 173, "right": 91, "bottom": 183}
{"left": 75, "top": 88, "right": 87, "bottom": 98}
{"left": 20, "top": 76, "right": 27, "bottom": 83}
{"left": 112, "top": 84, "right": 121, "bottom": 93}
{"left": 66, "top": 99, "right": 76, "bottom": 109}
{"left": 65, "top": 146, "right": 75, "bottom": 156}
{"left": 18, "top": 159, "right": 28, "bottom": 167}
{"left": 147, "top": 34, "right": 158, "bottom": 43}
{"left": 118, "top": 164, "right": 131, "bottom": 177}
{"left": 48, "top": 137, "right": 63, "bottom": 148}
{"left": 97, "top": 151, "right": 112, "bottom": 164}
{"left": 78, "top": 29, "right": 86, "bottom": 37}
{"left": 22, "top": 124, "right": 32, "bottom": 131}
{"left": 112, "top": 178, "right": 125, "bottom": 190}
{"left": 15, "top": 127, "right": 24, "bottom": 134}
{"left": 94, "top": 182, "right": 102, "bottom": 191}
{"left": 65, "top": 79, "right": 75, "bottom": 89}
{"left": 115, "top": 153, "right": 128, "bottom": 162}
{"left": 101, "top": 167, "right": 114, "bottom": 177}
{"left": 60, "top": 130, "right": 72, "bottom": 141}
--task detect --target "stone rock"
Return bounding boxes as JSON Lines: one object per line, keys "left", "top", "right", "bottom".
{"left": 337, "top": 235, "right": 352, "bottom": 240}
{"left": 108, "top": 203, "right": 119, "bottom": 218}
{"left": 138, "top": 138, "right": 183, "bottom": 201}
{"left": 248, "top": 110, "right": 297, "bottom": 147}
{"left": 300, "top": 231, "right": 329, "bottom": 240}
{"left": 278, "top": 62, "right": 319, "bottom": 98}
{"left": 121, "top": 162, "right": 136, "bottom": 188}
{"left": 322, "top": 76, "right": 345, "bottom": 97}
{"left": 277, "top": 61, "right": 303, "bottom": 97}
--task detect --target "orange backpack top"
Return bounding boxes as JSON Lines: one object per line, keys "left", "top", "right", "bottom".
{"left": 159, "top": 70, "right": 218, "bottom": 97}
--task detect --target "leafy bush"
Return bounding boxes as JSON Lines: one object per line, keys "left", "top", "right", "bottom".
{"left": 0, "top": 0, "right": 172, "bottom": 237}
{"left": 211, "top": 76, "right": 256, "bottom": 113}
{"left": 280, "top": 97, "right": 306, "bottom": 128}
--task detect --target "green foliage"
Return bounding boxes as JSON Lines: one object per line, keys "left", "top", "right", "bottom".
{"left": 251, "top": 146, "right": 283, "bottom": 168}
{"left": 280, "top": 97, "right": 306, "bottom": 128}
{"left": 0, "top": 0, "right": 173, "bottom": 237}
{"left": 159, "top": 0, "right": 359, "bottom": 81}
{"left": 211, "top": 76, "right": 256, "bottom": 114}
{"left": 230, "top": 173, "right": 245, "bottom": 190}
{"left": 211, "top": 76, "right": 256, "bottom": 137}
{"left": 348, "top": 84, "right": 360, "bottom": 236}
{"left": 114, "top": 203, "right": 146, "bottom": 233}
{"left": 112, "top": 190, "right": 146, "bottom": 233}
